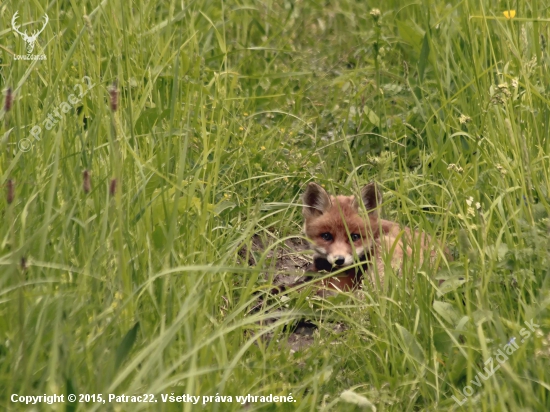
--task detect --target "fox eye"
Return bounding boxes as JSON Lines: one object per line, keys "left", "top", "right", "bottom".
{"left": 320, "top": 233, "right": 333, "bottom": 241}
{"left": 350, "top": 233, "right": 361, "bottom": 241}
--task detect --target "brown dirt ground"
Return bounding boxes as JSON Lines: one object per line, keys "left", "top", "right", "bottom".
{"left": 238, "top": 235, "right": 347, "bottom": 353}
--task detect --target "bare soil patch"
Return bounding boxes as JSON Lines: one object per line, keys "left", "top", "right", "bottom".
{"left": 239, "top": 235, "right": 347, "bottom": 352}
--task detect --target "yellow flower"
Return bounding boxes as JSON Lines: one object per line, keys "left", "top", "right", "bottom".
{"left": 261, "top": 146, "right": 266, "bottom": 150}
{"left": 503, "top": 10, "right": 516, "bottom": 19}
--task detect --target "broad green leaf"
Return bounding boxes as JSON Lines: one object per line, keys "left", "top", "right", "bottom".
{"left": 433, "top": 300, "right": 462, "bottom": 326}
{"left": 395, "top": 323, "right": 425, "bottom": 363}
{"left": 214, "top": 200, "right": 236, "bottom": 215}
{"left": 437, "top": 275, "right": 468, "bottom": 297}
{"left": 115, "top": 323, "right": 140, "bottom": 371}
{"left": 365, "top": 107, "right": 380, "bottom": 126}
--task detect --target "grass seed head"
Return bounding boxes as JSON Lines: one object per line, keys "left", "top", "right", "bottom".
{"left": 4, "top": 88, "right": 13, "bottom": 112}
{"left": 83, "top": 170, "right": 91, "bottom": 194}
{"left": 6, "top": 179, "right": 14, "bottom": 204}
{"left": 109, "top": 81, "right": 118, "bottom": 112}
{"left": 109, "top": 178, "right": 117, "bottom": 197}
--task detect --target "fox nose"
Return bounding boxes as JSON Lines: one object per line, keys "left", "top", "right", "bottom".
{"left": 334, "top": 256, "right": 345, "bottom": 266}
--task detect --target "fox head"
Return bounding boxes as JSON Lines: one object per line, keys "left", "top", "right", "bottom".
{"left": 302, "top": 182, "right": 382, "bottom": 268}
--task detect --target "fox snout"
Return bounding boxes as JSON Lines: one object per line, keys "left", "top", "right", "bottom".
{"left": 313, "top": 241, "right": 364, "bottom": 267}
{"left": 323, "top": 241, "right": 355, "bottom": 266}
{"left": 333, "top": 256, "right": 346, "bottom": 266}
{"left": 327, "top": 253, "right": 353, "bottom": 267}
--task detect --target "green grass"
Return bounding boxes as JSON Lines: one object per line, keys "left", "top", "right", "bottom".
{"left": 1, "top": 0, "right": 550, "bottom": 410}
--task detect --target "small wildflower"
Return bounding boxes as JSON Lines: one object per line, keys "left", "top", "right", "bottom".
{"left": 6, "top": 179, "right": 14, "bottom": 204}
{"left": 4, "top": 88, "right": 13, "bottom": 112}
{"left": 109, "top": 178, "right": 117, "bottom": 197}
{"left": 114, "top": 291, "right": 123, "bottom": 300}
{"left": 496, "top": 163, "right": 507, "bottom": 175}
{"left": 503, "top": 10, "right": 516, "bottom": 19}
{"left": 109, "top": 81, "right": 118, "bottom": 112}
{"left": 511, "top": 78, "right": 519, "bottom": 88}
{"left": 447, "top": 163, "right": 464, "bottom": 173}
{"left": 459, "top": 114, "right": 472, "bottom": 125}
{"left": 370, "top": 8, "right": 381, "bottom": 21}
{"left": 475, "top": 202, "right": 481, "bottom": 210}
{"left": 467, "top": 207, "right": 475, "bottom": 217}
{"left": 260, "top": 146, "right": 266, "bottom": 150}
{"left": 497, "top": 83, "right": 511, "bottom": 97}
{"left": 83, "top": 170, "right": 91, "bottom": 194}
{"left": 239, "top": 126, "right": 244, "bottom": 131}
{"left": 466, "top": 196, "right": 473, "bottom": 207}
{"left": 244, "top": 112, "right": 248, "bottom": 116}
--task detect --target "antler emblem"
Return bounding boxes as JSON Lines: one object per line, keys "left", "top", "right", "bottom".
{"left": 11, "top": 11, "right": 49, "bottom": 54}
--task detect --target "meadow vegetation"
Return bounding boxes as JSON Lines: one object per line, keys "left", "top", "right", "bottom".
{"left": 1, "top": 0, "right": 550, "bottom": 410}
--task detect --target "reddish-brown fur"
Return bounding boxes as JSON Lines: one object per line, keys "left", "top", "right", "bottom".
{"left": 302, "top": 182, "right": 445, "bottom": 295}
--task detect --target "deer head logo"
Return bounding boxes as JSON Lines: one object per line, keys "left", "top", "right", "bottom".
{"left": 11, "top": 11, "right": 49, "bottom": 55}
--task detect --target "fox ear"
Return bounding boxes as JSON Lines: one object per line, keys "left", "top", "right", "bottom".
{"left": 303, "top": 182, "right": 331, "bottom": 217}
{"left": 359, "top": 182, "right": 382, "bottom": 217}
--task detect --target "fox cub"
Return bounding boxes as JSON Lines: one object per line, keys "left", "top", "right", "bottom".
{"left": 302, "top": 182, "right": 440, "bottom": 292}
